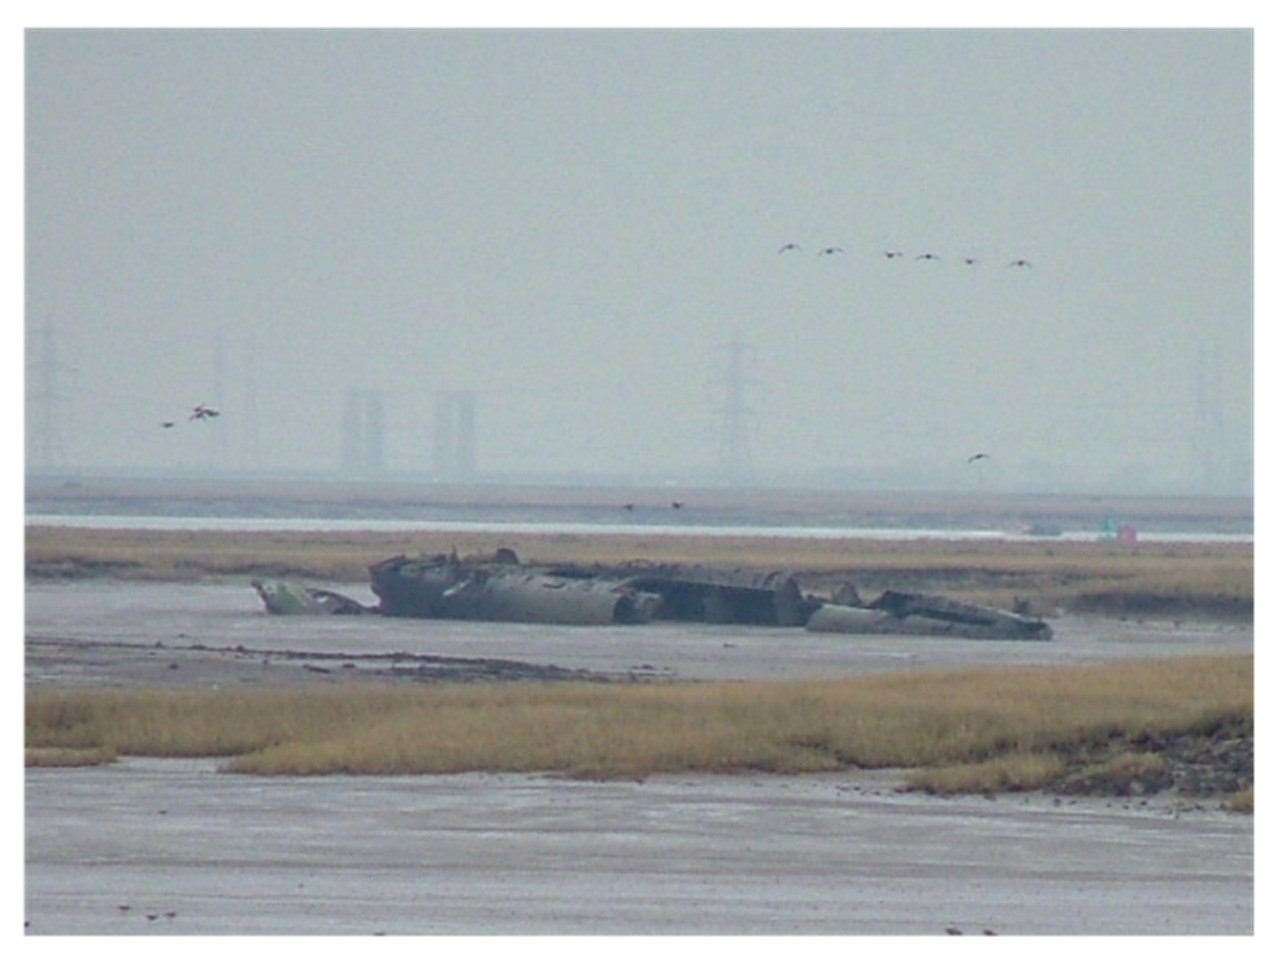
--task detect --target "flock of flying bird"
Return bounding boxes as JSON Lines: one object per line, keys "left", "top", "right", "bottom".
{"left": 778, "top": 242, "right": 1032, "bottom": 268}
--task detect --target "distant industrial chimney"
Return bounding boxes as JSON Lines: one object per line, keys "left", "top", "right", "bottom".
{"left": 434, "top": 390, "right": 478, "bottom": 480}
{"left": 341, "top": 388, "right": 386, "bottom": 474}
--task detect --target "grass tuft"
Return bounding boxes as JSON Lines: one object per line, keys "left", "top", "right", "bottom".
{"left": 1224, "top": 788, "right": 1253, "bottom": 814}
{"left": 906, "top": 752, "right": 1066, "bottom": 795}
{"left": 25, "top": 746, "right": 117, "bottom": 767}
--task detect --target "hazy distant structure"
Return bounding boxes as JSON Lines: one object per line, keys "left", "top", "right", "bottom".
{"left": 434, "top": 390, "right": 477, "bottom": 480}
{"left": 27, "top": 320, "right": 74, "bottom": 472}
{"left": 715, "top": 332, "right": 756, "bottom": 484}
{"left": 1194, "top": 344, "right": 1225, "bottom": 494}
{"left": 341, "top": 388, "right": 386, "bottom": 474}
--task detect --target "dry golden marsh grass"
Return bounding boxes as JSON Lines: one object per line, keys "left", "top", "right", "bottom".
{"left": 27, "top": 656, "right": 1251, "bottom": 793}
{"left": 25, "top": 527, "right": 1253, "bottom": 615}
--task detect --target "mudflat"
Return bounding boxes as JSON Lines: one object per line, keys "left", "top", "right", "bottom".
{"left": 24, "top": 758, "right": 1251, "bottom": 935}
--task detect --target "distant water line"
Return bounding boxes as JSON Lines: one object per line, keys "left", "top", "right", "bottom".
{"left": 24, "top": 513, "right": 1253, "bottom": 544}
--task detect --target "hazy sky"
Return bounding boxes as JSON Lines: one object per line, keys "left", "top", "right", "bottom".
{"left": 25, "top": 28, "right": 1253, "bottom": 493}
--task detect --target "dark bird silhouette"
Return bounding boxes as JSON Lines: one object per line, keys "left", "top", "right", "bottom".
{"left": 983, "top": 930, "right": 997, "bottom": 936}
{"left": 671, "top": 501, "right": 684, "bottom": 509}
{"left": 117, "top": 905, "right": 131, "bottom": 912}
{"left": 623, "top": 503, "right": 635, "bottom": 511}
{"left": 967, "top": 453, "right": 990, "bottom": 464}
{"left": 160, "top": 421, "right": 175, "bottom": 429}
{"left": 945, "top": 927, "right": 963, "bottom": 936}
{"left": 915, "top": 253, "right": 941, "bottom": 261}
{"left": 146, "top": 914, "right": 159, "bottom": 922}
{"left": 1008, "top": 259, "right": 1032, "bottom": 268}
{"left": 884, "top": 251, "right": 904, "bottom": 259}
{"left": 778, "top": 243, "right": 801, "bottom": 254}
{"left": 189, "top": 404, "right": 221, "bottom": 421}
{"left": 818, "top": 246, "right": 844, "bottom": 256}
{"left": 963, "top": 257, "right": 979, "bottom": 266}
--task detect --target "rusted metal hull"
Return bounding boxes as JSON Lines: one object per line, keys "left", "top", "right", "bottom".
{"left": 369, "top": 556, "right": 661, "bottom": 625}
{"left": 616, "top": 564, "right": 819, "bottom": 626}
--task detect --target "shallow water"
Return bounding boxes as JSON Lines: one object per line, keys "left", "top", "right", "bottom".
{"left": 24, "top": 512, "right": 1254, "bottom": 543}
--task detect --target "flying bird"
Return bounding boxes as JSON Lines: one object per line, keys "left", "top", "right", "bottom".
{"left": 671, "top": 501, "right": 684, "bottom": 510}
{"left": 884, "top": 251, "right": 904, "bottom": 259}
{"left": 160, "top": 421, "right": 175, "bottom": 429}
{"left": 1008, "top": 259, "right": 1032, "bottom": 268}
{"left": 963, "top": 257, "right": 979, "bottom": 266}
{"left": 623, "top": 503, "right": 635, "bottom": 511}
{"left": 818, "top": 246, "right": 844, "bottom": 256}
{"left": 915, "top": 253, "right": 941, "bottom": 261}
{"left": 778, "top": 243, "right": 801, "bottom": 254}
{"left": 967, "top": 453, "right": 990, "bottom": 464}
{"left": 189, "top": 404, "right": 221, "bottom": 421}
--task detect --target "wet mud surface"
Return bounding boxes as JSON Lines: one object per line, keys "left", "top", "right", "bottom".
{"left": 25, "top": 580, "right": 1253, "bottom": 688}
{"left": 25, "top": 758, "right": 1251, "bottom": 935}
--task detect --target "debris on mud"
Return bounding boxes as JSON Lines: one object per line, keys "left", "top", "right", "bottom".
{"left": 25, "top": 636, "right": 632, "bottom": 686}
{"left": 807, "top": 590, "right": 1052, "bottom": 640}
{"left": 251, "top": 579, "right": 373, "bottom": 615}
